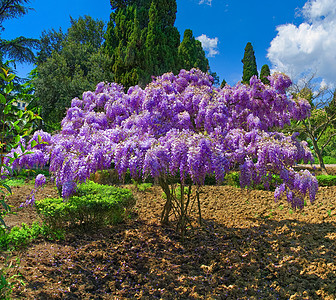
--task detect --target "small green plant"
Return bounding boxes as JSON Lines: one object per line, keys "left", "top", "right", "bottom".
{"left": 36, "top": 181, "right": 135, "bottom": 229}
{"left": 0, "top": 257, "right": 25, "bottom": 299}
{"left": 0, "top": 221, "right": 64, "bottom": 250}
{"left": 279, "top": 205, "right": 284, "bottom": 210}
{"left": 138, "top": 182, "right": 152, "bottom": 192}
{"left": 225, "top": 172, "right": 240, "bottom": 188}
{"left": 131, "top": 179, "right": 152, "bottom": 192}
{"left": 289, "top": 209, "right": 293, "bottom": 214}
{"left": 327, "top": 209, "right": 332, "bottom": 217}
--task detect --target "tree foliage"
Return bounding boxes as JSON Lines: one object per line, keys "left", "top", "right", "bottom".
{"left": 241, "top": 42, "right": 258, "bottom": 84}
{"left": 178, "top": 29, "right": 208, "bottom": 73}
{"left": 288, "top": 73, "right": 336, "bottom": 173}
{"left": 260, "top": 64, "right": 270, "bottom": 85}
{"left": 0, "top": 0, "right": 38, "bottom": 65}
{"left": 34, "top": 16, "right": 113, "bottom": 127}
{"left": 104, "top": 0, "right": 210, "bottom": 89}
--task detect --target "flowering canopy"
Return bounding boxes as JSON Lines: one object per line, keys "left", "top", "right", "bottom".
{"left": 8, "top": 69, "right": 317, "bottom": 208}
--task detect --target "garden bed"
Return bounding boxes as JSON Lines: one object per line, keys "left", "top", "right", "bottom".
{"left": 1, "top": 181, "right": 336, "bottom": 299}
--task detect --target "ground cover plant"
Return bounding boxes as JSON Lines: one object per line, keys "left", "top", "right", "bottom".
{"left": 6, "top": 68, "right": 319, "bottom": 237}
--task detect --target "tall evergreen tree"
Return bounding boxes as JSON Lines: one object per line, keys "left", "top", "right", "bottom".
{"left": 145, "top": 0, "right": 180, "bottom": 81}
{"left": 105, "top": 0, "right": 209, "bottom": 89}
{"left": 178, "top": 29, "right": 208, "bottom": 72}
{"left": 241, "top": 42, "right": 258, "bottom": 84}
{"left": 220, "top": 79, "right": 227, "bottom": 88}
{"left": 260, "top": 64, "right": 271, "bottom": 85}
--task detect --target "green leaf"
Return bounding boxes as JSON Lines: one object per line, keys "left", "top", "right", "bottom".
{"left": 1, "top": 183, "right": 12, "bottom": 194}
{"left": 0, "top": 94, "right": 6, "bottom": 104}
{"left": 4, "top": 104, "right": 12, "bottom": 114}
{"left": 18, "top": 110, "right": 23, "bottom": 118}
{"left": 4, "top": 82, "right": 13, "bottom": 94}
{"left": 14, "top": 124, "right": 21, "bottom": 132}
{"left": 20, "top": 143, "right": 25, "bottom": 153}
{"left": 38, "top": 135, "right": 42, "bottom": 143}
{"left": 0, "top": 73, "right": 6, "bottom": 81}
{"left": 14, "top": 152, "right": 18, "bottom": 159}
{"left": 14, "top": 135, "right": 21, "bottom": 144}
{"left": 30, "top": 140, "right": 38, "bottom": 148}
{"left": 7, "top": 74, "right": 16, "bottom": 82}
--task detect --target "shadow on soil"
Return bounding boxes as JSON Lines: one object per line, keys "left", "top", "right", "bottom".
{"left": 15, "top": 217, "right": 336, "bottom": 299}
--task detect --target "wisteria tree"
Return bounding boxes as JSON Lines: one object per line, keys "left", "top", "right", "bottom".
{"left": 7, "top": 69, "right": 318, "bottom": 236}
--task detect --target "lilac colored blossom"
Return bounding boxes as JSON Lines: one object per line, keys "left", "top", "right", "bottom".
{"left": 62, "top": 181, "right": 77, "bottom": 199}
{"left": 7, "top": 68, "right": 318, "bottom": 208}
{"left": 35, "top": 174, "right": 46, "bottom": 188}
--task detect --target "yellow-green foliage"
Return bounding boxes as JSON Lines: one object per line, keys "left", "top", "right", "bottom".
{"left": 35, "top": 181, "right": 135, "bottom": 229}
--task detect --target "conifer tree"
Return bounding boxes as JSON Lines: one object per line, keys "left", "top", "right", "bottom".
{"left": 241, "top": 42, "right": 258, "bottom": 84}
{"left": 220, "top": 79, "right": 227, "bottom": 88}
{"left": 145, "top": 0, "right": 180, "bottom": 82}
{"left": 104, "top": 0, "right": 209, "bottom": 89}
{"left": 178, "top": 29, "right": 208, "bottom": 72}
{"left": 260, "top": 64, "right": 271, "bottom": 85}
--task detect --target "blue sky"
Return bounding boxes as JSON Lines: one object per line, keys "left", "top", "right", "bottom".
{"left": 2, "top": 0, "right": 335, "bottom": 86}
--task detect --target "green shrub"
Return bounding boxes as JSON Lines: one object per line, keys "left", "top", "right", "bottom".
{"left": 316, "top": 174, "right": 336, "bottom": 187}
{"left": 0, "top": 221, "right": 64, "bottom": 250}
{"left": 35, "top": 181, "right": 135, "bottom": 229}
{"left": 225, "top": 172, "right": 240, "bottom": 188}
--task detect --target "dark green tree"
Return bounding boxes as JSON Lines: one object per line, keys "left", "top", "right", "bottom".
{"left": 105, "top": 0, "right": 209, "bottom": 89}
{"left": 144, "top": 0, "right": 180, "bottom": 82}
{"left": 241, "top": 42, "right": 258, "bottom": 84}
{"left": 220, "top": 79, "right": 227, "bottom": 88}
{"left": 105, "top": 5, "right": 147, "bottom": 88}
{"left": 0, "top": 0, "right": 39, "bottom": 65}
{"left": 37, "top": 28, "right": 65, "bottom": 64}
{"left": 260, "top": 64, "right": 271, "bottom": 85}
{"left": 178, "top": 29, "right": 208, "bottom": 72}
{"left": 34, "top": 16, "right": 113, "bottom": 128}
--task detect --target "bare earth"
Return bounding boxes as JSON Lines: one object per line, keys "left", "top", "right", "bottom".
{"left": 1, "top": 171, "right": 336, "bottom": 299}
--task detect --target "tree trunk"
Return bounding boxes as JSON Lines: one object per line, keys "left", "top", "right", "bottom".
{"left": 312, "top": 138, "right": 328, "bottom": 175}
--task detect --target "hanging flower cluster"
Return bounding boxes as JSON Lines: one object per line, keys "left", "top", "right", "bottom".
{"left": 8, "top": 68, "right": 317, "bottom": 208}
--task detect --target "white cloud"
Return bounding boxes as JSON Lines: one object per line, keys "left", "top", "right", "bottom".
{"left": 196, "top": 34, "right": 219, "bottom": 57}
{"left": 199, "top": 0, "right": 212, "bottom": 6}
{"left": 267, "top": 0, "right": 336, "bottom": 85}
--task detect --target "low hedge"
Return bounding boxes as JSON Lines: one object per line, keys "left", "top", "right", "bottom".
{"left": 315, "top": 174, "right": 336, "bottom": 187}
{"left": 224, "top": 172, "right": 336, "bottom": 189}
{"left": 35, "top": 181, "right": 135, "bottom": 229}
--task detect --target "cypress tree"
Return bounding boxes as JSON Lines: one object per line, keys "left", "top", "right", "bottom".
{"left": 241, "top": 42, "right": 258, "bottom": 84}
{"left": 220, "top": 79, "right": 227, "bottom": 88}
{"left": 145, "top": 0, "right": 180, "bottom": 82}
{"left": 178, "top": 29, "right": 208, "bottom": 72}
{"left": 105, "top": 0, "right": 211, "bottom": 89}
{"left": 260, "top": 64, "right": 271, "bottom": 85}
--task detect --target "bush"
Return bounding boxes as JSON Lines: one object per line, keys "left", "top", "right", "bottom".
{"left": 35, "top": 181, "right": 135, "bottom": 229}
{"left": 0, "top": 222, "right": 64, "bottom": 250}
{"left": 314, "top": 156, "right": 336, "bottom": 164}
{"left": 316, "top": 174, "right": 336, "bottom": 187}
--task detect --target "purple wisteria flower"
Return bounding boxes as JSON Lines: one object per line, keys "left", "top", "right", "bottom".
{"left": 35, "top": 174, "right": 46, "bottom": 188}
{"left": 6, "top": 68, "right": 318, "bottom": 208}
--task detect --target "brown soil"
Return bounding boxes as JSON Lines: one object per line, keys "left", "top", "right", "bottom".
{"left": 1, "top": 177, "right": 336, "bottom": 300}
